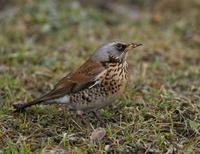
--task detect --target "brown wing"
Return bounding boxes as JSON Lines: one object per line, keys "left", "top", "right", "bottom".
{"left": 36, "top": 58, "right": 105, "bottom": 102}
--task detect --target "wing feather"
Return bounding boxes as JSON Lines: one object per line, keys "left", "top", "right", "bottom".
{"left": 35, "top": 59, "right": 105, "bottom": 102}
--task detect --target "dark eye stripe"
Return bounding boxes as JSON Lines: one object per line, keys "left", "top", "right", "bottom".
{"left": 116, "top": 43, "right": 127, "bottom": 51}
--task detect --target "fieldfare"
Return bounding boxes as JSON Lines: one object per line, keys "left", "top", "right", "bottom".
{"left": 13, "top": 42, "right": 142, "bottom": 115}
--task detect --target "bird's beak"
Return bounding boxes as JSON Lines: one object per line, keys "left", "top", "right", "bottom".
{"left": 126, "top": 42, "right": 143, "bottom": 50}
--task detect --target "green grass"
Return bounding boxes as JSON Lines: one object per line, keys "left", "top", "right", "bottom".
{"left": 0, "top": 0, "right": 200, "bottom": 153}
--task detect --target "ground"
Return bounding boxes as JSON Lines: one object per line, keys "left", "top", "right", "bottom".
{"left": 0, "top": 0, "right": 200, "bottom": 153}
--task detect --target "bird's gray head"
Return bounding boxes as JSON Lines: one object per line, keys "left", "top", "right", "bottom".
{"left": 91, "top": 42, "right": 142, "bottom": 63}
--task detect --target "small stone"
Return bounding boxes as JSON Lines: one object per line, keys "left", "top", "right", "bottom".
{"left": 104, "top": 144, "right": 111, "bottom": 152}
{"left": 90, "top": 127, "right": 106, "bottom": 143}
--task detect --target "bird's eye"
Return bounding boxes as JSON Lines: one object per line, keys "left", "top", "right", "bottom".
{"left": 116, "top": 43, "right": 126, "bottom": 52}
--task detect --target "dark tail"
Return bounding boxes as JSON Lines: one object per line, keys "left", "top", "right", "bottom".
{"left": 13, "top": 97, "right": 45, "bottom": 112}
{"left": 13, "top": 86, "right": 68, "bottom": 112}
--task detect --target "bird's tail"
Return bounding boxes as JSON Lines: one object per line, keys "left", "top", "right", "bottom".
{"left": 13, "top": 98, "right": 44, "bottom": 112}
{"left": 13, "top": 94, "right": 70, "bottom": 112}
{"left": 13, "top": 91, "right": 54, "bottom": 112}
{"left": 13, "top": 86, "right": 70, "bottom": 112}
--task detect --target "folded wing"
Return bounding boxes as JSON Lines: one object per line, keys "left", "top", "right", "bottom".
{"left": 34, "top": 59, "right": 105, "bottom": 102}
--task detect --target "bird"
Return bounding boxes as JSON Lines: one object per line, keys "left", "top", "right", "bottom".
{"left": 13, "top": 41, "right": 142, "bottom": 116}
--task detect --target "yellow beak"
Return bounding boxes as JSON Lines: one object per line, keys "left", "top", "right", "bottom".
{"left": 126, "top": 42, "right": 142, "bottom": 50}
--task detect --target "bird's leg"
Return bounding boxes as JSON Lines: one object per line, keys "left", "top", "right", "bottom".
{"left": 90, "top": 110, "right": 105, "bottom": 125}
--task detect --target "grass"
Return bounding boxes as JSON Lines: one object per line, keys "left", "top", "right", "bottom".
{"left": 0, "top": 0, "right": 200, "bottom": 153}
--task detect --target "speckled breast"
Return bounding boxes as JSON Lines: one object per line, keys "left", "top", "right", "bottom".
{"left": 69, "top": 62, "right": 128, "bottom": 111}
